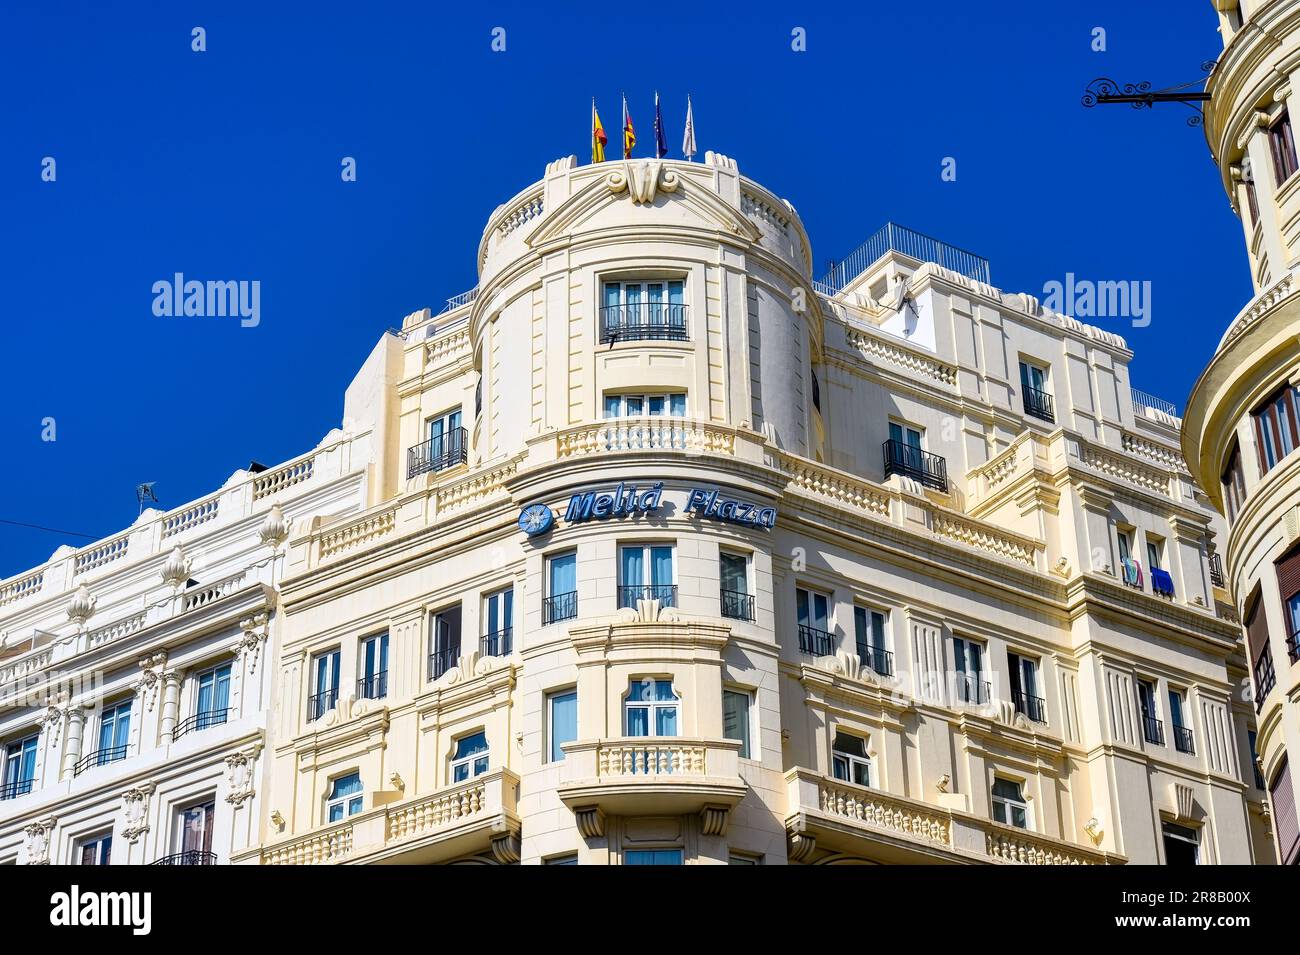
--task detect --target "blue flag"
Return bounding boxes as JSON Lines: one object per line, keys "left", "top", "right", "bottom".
{"left": 654, "top": 92, "right": 668, "bottom": 159}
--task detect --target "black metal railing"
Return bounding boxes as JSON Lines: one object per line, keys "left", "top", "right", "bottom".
{"left": 955, "top": 677, "right": 991, "bottom": 705}
{"left": 173, "top": 708, "right": 229, "bottom": 741}
{"left": 0, "top": 777, "right": 34, "bottom": 800}
{"left": 1013, "top": 690, "right": 1047, "bottom": 724}
{"left": 307, "top": 688, "right": 338, "bottom": 722}
{"left": 1022, "top": 386, "right": 1055, "bottom": 423}
{"left": 429, "top": 643, "right": 461, "bottom": 680}
{"left": 480, "top": 629, "right": 513, "bottom": 657}
{"left": 1142, "top": 714, "right": 1165, "bottom": 745}
{"left": 357, "top": 671, "right": 388, "bottom": 700}
{"left": 1208, "top": 553, "right": 1225, "bottom": 588}
{"left": 72, "top": 745, "right": 128, "bottom": 777}
{"left": 720, "top": 589, "right": 755, "bottom": 621}
{"left": 883, "top": 439, "right": 948, "bottom": 492}
{"left": 406, "top": 427, "right": 468, "bottom": 479}
{"left": 859, "top": 645, "right": 894, "bottom": 677}
{"left": 543, "top": 591, "right": 578, "bottom": 625}
{"left": 1255, "top": 648, "right": 1277, "bottom": 712}
{"left": 798, "top": 624, "right": 834, "bottom": 656}
{"left": 1172, "top": 724, "right": 1195, "bottom": 754}
{"left": 151, "top": 850, "right": 217, "bottom": 866}
{"left": 599, "top": 303, "right": 689, "bottom": 344}
{"left": 618, "top": 584, "right": 677, "bottom": 609}
{"left": 1288, "top": 625, "right": 1300, "bottom": 664}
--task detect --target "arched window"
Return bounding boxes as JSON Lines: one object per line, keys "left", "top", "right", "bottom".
{"left": 625, "top": 680, "right": 679, "bottom": 737}
{"left": 326, "top": 772, "right": 363, "bottom": 822}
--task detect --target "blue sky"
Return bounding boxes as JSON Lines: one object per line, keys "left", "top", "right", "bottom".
{"left": 0, "top": 1, "right": 1245, "bottom": 576}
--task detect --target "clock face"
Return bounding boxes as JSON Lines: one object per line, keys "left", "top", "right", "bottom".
{"left": 518, "top": 503, "right": 554, "bottom": 537}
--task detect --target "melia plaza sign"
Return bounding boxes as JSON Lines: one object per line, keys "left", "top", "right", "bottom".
{"left": 518, "top": 482, "right": 776, "bottom": 536}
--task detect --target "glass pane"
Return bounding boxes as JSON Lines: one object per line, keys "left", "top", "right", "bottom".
{"left": 197, "top": 674, "right": 214, "bottom": 715}
{"left": 833, "top": 732, "right": 866, "bottom": 758}
{"left": 656, "top": 707, "right": 678, "bottom": 736}
{"left": 621, "top": 546, "right": 645, "bottom": 591}
{"left": 453, "top": 732, "right": 488, "bottom": 759}
{"left": 627, "top": 706, "right": 649, "bottom": 737}
{"left": 453, "top": 763, "right": 468, "bottom": 782}
{"left": 348, "top": 796, "right": 363, "bottom": 815}
{"left": 889, "top": 422, "right": 902, "bottom": 445}
{"left": 796, "top": 589, "right": 809, "bottom": 627}
{"left": 550, "top": 553, "right": 576, "bottom": 595}
{"left": 647, "top": 395, "right": 665, "bottom": 416}
{"left": 992, "top": 778, "right": 1022, "bottom": 800}
{"left": 550, "top": 691, "right": 578, "bottom": 761}
{"left": 832, "top": 755, "right": 848, "bottom": 781}
{"left": 603, "top": 283, "right": 621, "bottom": 309}
{"left": 1012, "top": 806, "right": 1027, "bottom": 828}
{"left": 651, "top": 547, "right": 673, "bottom": 587}
{"left": 625, "top": 395, "right": 643, "bottom": 416}
{"left": 852, "top": 761, "right": 870, "bottom": 786}
{"left": 669, "top": 393, "right": 686, "bottom": 416}
{"left": 992, "top": 802, "right": 1007, "bottom": 824}
{"left": 653, "top": 680, "right": 676, "bottom": 701}
{"left": 604, "top": 395, "right": 622, "bottom": 418}
{"left": 723, "top": 691, "right": 750, "bottom": 758}
{"left": 474, "top": 756, "right": 489, "bottom": 776}
{"left": 720, "top": 554, "right": 747, "bottom": 592}
{"left": 330, "top": 773, "right": 362, "bottom": 798}
{"left": 813, "top": 593, "right": 828, "bottom": 629}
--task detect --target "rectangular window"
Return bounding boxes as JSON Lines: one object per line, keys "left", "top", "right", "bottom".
{"left": 601, "top": 280, "right": 687, "bottom": 343}
{"left": 728, "top": 852, "right": 762, "bottom": 865}
{"left": 831, "top": 731, "right": 871, "bottom": 787}
{"left": 1253, "top": 385, "right": 1300, "bottom": 473}
{"left": 1008, "top": 653, "right": 1045, "bottom": 723}
{"left": 1249, "top": 730, "right": 1265, "bottom": 789}
{"left": 795, "top": 587, "right": 832, "bottom": 655}
{"left": 886, "top": 420, "right": 946, "bottom": 490}
{"left": 179, "top": 800, "right": 216, "bottom": 856}
{"left": 451, "top": 731, "right": 490, "bottom": 782}
{"left": 1169, "top": 689, "right": 1194, "bottom": 754}
{"left": 1, "top": 734, "right": 38, "bottom": 800}
{"left": 619, "top": 544, "right": 675, "bottom": 608}
{"left": 603, "top": 393, "right": 687, "bottom": 418}
{"left": 548, "top": 689, "right": 578, "bottom": 762}
{"left": 723, "top": 689, "right": 752, "bottom": 759}
{"left": 1137, "top": 679, "right": 1164, "bottom": 745}
{"left": 430, "top": 605, "right": 462, "bottom": 680}
{"left": 177, "top": 662, "right": 232, "bottom": 738}
{"left": 992, "top": 778, "right": 1029, "bottom": 829}
{"left": 412, "top": 407, "right": 467, "bottom": 476}
{"left": 1148, "top": 537, "right": 1175, "bottom": 598}
{"left": 78, "top": 833, "right": 112, "bottom": 866}
{"left": 719, "top": 552, "right": 753, "bottom": 621}
{"left": 1161, "top": 822, "right": 1200, "bottom": 865}
{"left": 482, "top": 588, "right": 514, "bottom": 657}
{"left": 326, "top": 773, "right": 364, "bottom": 823}
{"left": 95, "top": 700, "right": 132, "bottom": 766}
{"left": 545, "top": 551, "right": 578, "bottom": 624}
{"left": 309, "top": 649, "right": 341, "bottom": 721}
{"left": 359, "top": 633, "right": 388, "bottom": 700}
{"left": 953, "top": 636, "right": 987, "bottom": 704}
{"left": 1019, "top": 361, "right": 1054, "bottom": 422}
{"left": 626, "top": 679, "right": 679, "bottom": 737}
{"left": 1270, "top": 110, "right": 1299, "bottom": 186}
{"left": 545, "top": 854, "right": 579, "bottom": 865}
{"left": 853, "top": 606, "right": 891, "bottom": 676}
{"left": 1244, "top": 157, "right": 1260, "bottom": 223}
{"left": 1222, "top": 443, "right": 1246, "bottom": 522}
{"left": 624, "top": 848, "right": 684, "bottom": 865}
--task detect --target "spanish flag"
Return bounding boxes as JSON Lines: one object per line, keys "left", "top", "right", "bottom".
{"left": 592, "top": 100, "right": 607, "bottom": 163}
{"left": 622, "top": 94, "right": 636, "bottom": 159}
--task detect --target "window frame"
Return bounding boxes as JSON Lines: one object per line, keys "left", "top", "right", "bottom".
{"left": 1252, "top": 384, "right": 1300, "bottom": 474}
{"left": 325, "top": 772, "right": 364, "bottom": 824}
{"left": 603, "top": 392, "right": 688, "bottom": 419}
{"left": 991, "top": 777, "right": 1031, "bottom": 830}
{"left": 77, "top": 832, "right": 113, "bottom": 866}
{"left": 309, "top": 647, "right": 341, "bottom": 721}
{"left": 624, "top": 678, "right": 680, "bottom": 738}
{"left": 1269, "top": 110, "right": 1299, "bottom": 186}
{"left": 450, "top": 730, "right": 490, "bottom": 783}
{"left": 359, "top": 631, "right": 389, "bottom": 700}
{"left": 1161, "top": 821, "right": 1200, "bottom": 865}
{"left": 2, "top": 732, "right": 38, "bottom": 794}
{"left": 547, "top": 688, "right": 578, "bottom": 763}
{"left": 831, "top": 730, "right": 872, "bottom": 788}
{"left": 723, "top": 688, "right": 753, "bottom": 759}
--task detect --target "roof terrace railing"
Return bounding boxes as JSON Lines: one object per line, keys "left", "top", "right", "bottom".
{"left": 819, "top": 222, "right": 991, "bottom": 294}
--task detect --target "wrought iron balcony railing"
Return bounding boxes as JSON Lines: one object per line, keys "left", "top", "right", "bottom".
{"left": 543, "top": 591, "right": 578, "bottom": 625}
{"left": 307, "top": 688, "right": 338, "bottom": 722}
{"left": 955, "top": 677, "right": 991, "bottom": 705}
{"left": 173, "top": 708, "right": 230, "bottom": 741}
{"left": 1287, "top": 625, "right": 1300, "bottom": 664}
{"left": 599, "top": 303, "right": 689, "bottom": 343}
{"left": 1172, "top": 724, "right": 1195, "bottom": 754}
{"left": 1013, "top": 690, "right": 1047, "bottom": 724}
{"left": 429, "top": 643, "right": 461, "bottom": 680}
{"left": 1022, "top": 386, "right": 1055, "bottom": 423}
{"left": 1142, "top": 714, "right": 1165, "bottom": 746}
{"left": 618, "top": 584, "right": 677, "bottom": 609}
{"left": 798, "top": 624, "right": 834, "bottom": 656}
{"left": 480, "top": 628, "right": 513, "bottom": 657}
{"left": 357, "top": 671, "right": 388, "bottom": 700}
{"left": 1208, "top": 553, "right": 1225, "bottom": 588}
{"left": 150, "top": 850, "right": 218, "bottom": 866}
{"left": 407, "top": 427, "right": 468, "bottom": 479}
{"left": 73, "top": 745, "right": 129, "bottom": 777}
{"left": 720, "top": 589, "right": 755, "bottom": 621}
{"left": 883, "top": 439, "right": 948, "bottom": 492}
{"left": 0, "top": 777, "right": 34, "bottom": 801}
{"left": 1255, "top": 648, "right": 1277, "bottom": 712}
{"left": 859, "top": 645, "right": 894, "bottom": 677}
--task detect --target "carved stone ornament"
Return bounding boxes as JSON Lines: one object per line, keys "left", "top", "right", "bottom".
{"left": 121, "top": 783, "right": 155, "bottom": 844}
{"left": 573, "top": 805, "right": 605, "bottom": 839}
{"left": 604, "top": 160, "right": 680, "bottom": 205}
{"left": 259, "top": 503, "right": 292, "bottom": 550}
{"left": 66, "top": 585, "right": 96, "bottom": 631}
{"left": 23, "top": 816, "right": 56, "bottom": 865}
{"left": 160, "top": 545, "right": 191, "bottom": 590}
{"left": 237, "top": 613, "right": 270, "bottom": 673}
{"left": 134, "top": 653, "right": 168, "bottom": 713}
{"left": 225, "top": 743, "right": 263, "bottom": 806}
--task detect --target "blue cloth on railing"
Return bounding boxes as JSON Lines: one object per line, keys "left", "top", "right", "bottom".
{"left": 1151, "top": 567, "right": 1175, "bottom": 597}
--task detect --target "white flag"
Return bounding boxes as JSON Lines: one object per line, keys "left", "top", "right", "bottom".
{"left": 682, "top": 95, "right": 697, "bottom": 160}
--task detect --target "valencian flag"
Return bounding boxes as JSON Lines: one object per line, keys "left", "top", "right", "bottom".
{"left": 654, "top": 91, "right": 668, "bottom": 158}
{"left": 622, "top": 94, "right": 636, "bottom": 159}
{"left": 592, "top": 100, "right": 608, "bottom": 163}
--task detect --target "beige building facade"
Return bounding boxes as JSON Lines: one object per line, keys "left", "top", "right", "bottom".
{"left": 1184, "top": 0, "right": 1300, "bottom": 867}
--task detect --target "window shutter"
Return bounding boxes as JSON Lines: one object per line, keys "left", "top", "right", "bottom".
{"left": 1245, "top": 595, "right": 1270, "bottom": 663}
{"left": 1270, "top": 759, "right": 1300, "bottom": 864}
{"left": 1276, "top": 543, "right": 1300, "bottom": 604}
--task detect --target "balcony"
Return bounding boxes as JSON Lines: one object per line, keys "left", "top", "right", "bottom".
{"left": 784, "top": 768, "right": 1119, "bottom": 865}
{"left": 618, "top": 584, "right": 677, "bottom": 609}
{"left": 955, "top": 677, "right": 990, "bottom": 705}
{"left": 1013, "top": 690, "right": 1047, "bottom": 725}
{"left": 720, "top": 589, "right": 755, "bottom": 622}
{"left": 307, "top": 688, "right": 338, "bottom": 722}
{"left": 859, "top": 645, "right": 894, "bottom": 677}
{"left": 429, "top": 643, "right": 461, "bottom": 681}
{"left": 0, "top": 778, "right": 34, "bottom": 801}
{"left": 1142, "top": 715, "right": 1165, "bottom": 746}
{"left": 543, "top": 591, "right": 578, "bottom": 625}
{"left": 599, "top": 303, "right": 689, "bottom": 344}
{"left": 262, "top": 768, "right": 521, "bottom": 865}
{"left": 1022, "top": 386, "right": 1055, "bottom": 423}
{"left": 406, "top": 428, "right": 468, "bottom": 479}
{"left": 151, "top": 850, "right": 217, "bottom": 866}
{"left": 72, "top": 745, "right": 128, "bottom": 777}
{"left": 1288, "top": 625, "right": 1300, "bottom": 664}
{"left": 557, "top": 737, "right": 746, "bottom": 822}
{"left": 1208, "top": 553, "right": 1225, "bottom": 588}
{"left": 173, "top": 708, "right": 229, "bottom": 741}
{"left": 357, "top": 671, "right": 388, "bottom": 701}
{"left": 798, "top": 624, "right": 834, "bottom": 656}
{"left": 883, "top": 439, "right": 948, "bottom": 492}
{"left": 480, "top": 629, "right": 512, "bottom": 657}
{"left": 818, "top": 222, "right": 992, "bottom": 293}
{"left": 1172, "top": 724, "right": 1195, "bottom": 755}
{"left": 1254, "top": 648, "right": 1276, "bottom": 711}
